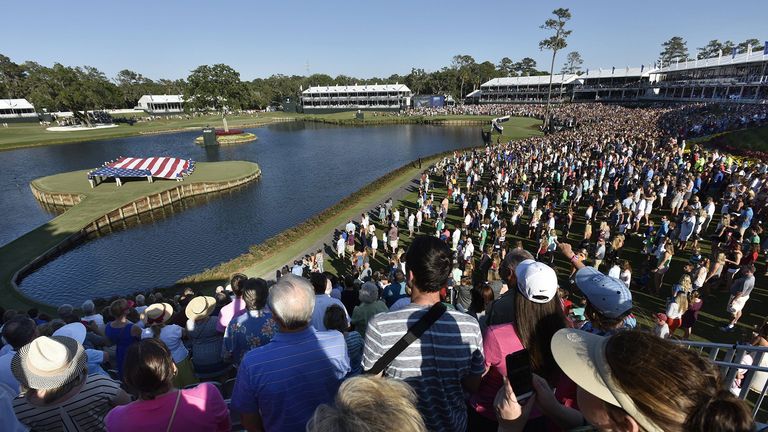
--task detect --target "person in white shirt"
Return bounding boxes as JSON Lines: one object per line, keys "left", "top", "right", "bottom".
{"left": 80, "top": 300, "right": 105, "bottom": 331}
{"left": 652, "top": 313, "right": 670, "bottom": 339}
{"left": 703, "top": 197, "right": 716, "bottom": 232}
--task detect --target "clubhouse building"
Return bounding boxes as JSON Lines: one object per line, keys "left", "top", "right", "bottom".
{"left": 300, "top": 84, "right": 412, "bottom": 113}
{"left": 470, "top": 49, "right": 768, "bottom": 104}
{"left": 0, "top": 98, "right": 37, "bottom": 122}
{"left": 137, "top": 95, "right": 186, "bottom": 114}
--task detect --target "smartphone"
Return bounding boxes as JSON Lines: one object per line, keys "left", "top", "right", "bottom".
{"left": 506, "top": 350, "right": 534, "bottom": 401}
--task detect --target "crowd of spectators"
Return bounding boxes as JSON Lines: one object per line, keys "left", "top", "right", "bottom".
{"left": 2, "top": 102, "right": 768, "bottom": 431}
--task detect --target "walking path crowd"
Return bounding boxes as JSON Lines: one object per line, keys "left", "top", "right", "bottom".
{"left": 1, "top": 102, "right": 768, "bottom": 432}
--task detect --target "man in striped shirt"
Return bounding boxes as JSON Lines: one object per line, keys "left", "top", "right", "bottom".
{"left": 231, "top": 275, "right": 350, "bottom": 432}
{"left": 363, "top": 236, "right": 485, "bottom": 432}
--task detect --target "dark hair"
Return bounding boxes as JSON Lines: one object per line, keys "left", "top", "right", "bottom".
{"left": 2, "top": 316, "right": 37, "bottom": 350}
{"left": 324, "top": 272, "right": 339, "bottom": 288}
{"left": 230, "top": 273, "right": 248, "bottom": 297}
{"left": 242, "top": 278, "right": 269, "bottom": 311}
{"left": 404, "top": 236, "right": 452, "bottom": 293}
{"left": 604, "top": 331, "right": 753, "bottom": 432}
{"left": 584, "top": 302, "right": 628, "bottom": 331}
{"left": 124, "top": 339, "right": 175, "bottom": 400}
{"left": 310, "top": 272, "right": 328, "bottom": 295}
{"left": 514, "top": 291, "right": 566, "bottom": 381}
{"left": 323, "top": 305, "right": 348, "bottom": 332}
{"left": 469, "top": 283, "right": 494, "bottom": 314}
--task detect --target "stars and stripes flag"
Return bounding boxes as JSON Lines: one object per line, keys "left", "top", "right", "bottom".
{"left": 88, "top": 157, "right": 194, "bottom": 180}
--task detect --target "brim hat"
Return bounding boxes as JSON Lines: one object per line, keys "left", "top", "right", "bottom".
{"left": 12, "top": 336, "right": 86, "bottom": 390}
{"left": 143, "top": 302, "right": 173, "bottom": 325}
{"left": 185, "top": 296, "right": 216, "bottom": 321}
{"left": 574, "top": 266, "right": 632, "bottom": 318}
{"left": 551, "top": 329, "right": 664, "bottom": 432}
{"left": 515, "top": 259, "right": 558, "bottom": 304}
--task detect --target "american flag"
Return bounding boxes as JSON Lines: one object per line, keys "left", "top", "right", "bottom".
{"left": 88, "top": 157, "right": 194, "bottom": 180}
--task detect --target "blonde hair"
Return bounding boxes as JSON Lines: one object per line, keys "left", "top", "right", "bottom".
{"left": 307, "top": 376, "right": 426, "bottom": 432}
{"left": 679, "top": 274, "right": 692, "bottom": 293}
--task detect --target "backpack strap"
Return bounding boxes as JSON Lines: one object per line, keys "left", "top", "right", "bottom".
{"left": 366, "top": 302, "right": 447, "bottom": 376}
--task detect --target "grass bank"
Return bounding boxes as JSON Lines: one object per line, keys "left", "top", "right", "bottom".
{"left": 0, "top": 161, "right": 261, "bottom": 311}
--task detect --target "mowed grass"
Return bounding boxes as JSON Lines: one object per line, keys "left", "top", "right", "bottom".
{"left": 696, "top": 124, "right": 768, "bottom": 153}
{"left": 0, "top": 112, "right": 296, "bottom": 151}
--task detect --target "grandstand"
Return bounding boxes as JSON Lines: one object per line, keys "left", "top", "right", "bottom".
{"left": 136, "top": 95, "right": 186, "bottom": 114}
{"left": 573, "top": 67, "right": 657, "bottom": 101}
{"left": 300, "top": 84, "right": 412, "bottom": 113}
{"left": 648, "top": 50, "right": 768, "bottom": 103}
{"left": 476, "top": 75, "right": 578, "bottom": 104}
{"left": 0, "top": 98, "right": 37, "bottom": 122}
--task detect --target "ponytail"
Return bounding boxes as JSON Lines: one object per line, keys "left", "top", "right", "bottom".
{"left": 685, "top": 390, "right": 753, "bottom": 432}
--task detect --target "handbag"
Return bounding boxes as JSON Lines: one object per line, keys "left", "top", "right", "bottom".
{"left": 365, "top": 302, "right": 447, "bottom": 376}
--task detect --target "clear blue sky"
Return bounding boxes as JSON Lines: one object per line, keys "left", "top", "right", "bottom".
{"left": 2, "top": 0, "right": 765, "bottom": 81}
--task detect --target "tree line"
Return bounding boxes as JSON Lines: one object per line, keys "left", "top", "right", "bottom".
{"left": 0, "top": 51, "right": 586, "bottom": 113}
{"left": 659, "top": 36, "right": 764, "bottom": 65}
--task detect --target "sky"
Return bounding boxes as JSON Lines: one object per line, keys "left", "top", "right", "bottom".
{"left": 2, "top": 0, "right": 765, "bottom": 81}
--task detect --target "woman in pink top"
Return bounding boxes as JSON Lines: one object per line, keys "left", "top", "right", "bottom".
{"left": 105, "top": 339, "right": 230, "bottom": 432}
{"left": 469, "top": 258, "right": 572, "bottom": 431}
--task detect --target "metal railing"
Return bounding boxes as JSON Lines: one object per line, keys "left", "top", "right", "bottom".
{"left": 673, "top": 340, "right": 768, "bottom": 420}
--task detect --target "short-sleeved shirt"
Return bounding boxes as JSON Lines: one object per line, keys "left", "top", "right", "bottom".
{"left": 13, "top": 374, "right": 122, "bottom": 432}
{"left": 222, "top": 310, "right": 279, "bottom": 365}
{"left": 140, "top": 324, "right": 188, "bottom": 363}
{"left": 230, "top": 327, "right": 350, "bottom": 432}
{"left": 311, "top": 295, "right": 350, "bottom": 331}
{"left": 105, "top": 383, "right": 230, "bottom": 432}
{"left": 363, "top": 304, "right": 484, "bottom": 432}
{"left": 217, "top": 297, "right": 246, "bottom": 332}
{"left": 731, "top": 275, "right": 755, "bottom": 297}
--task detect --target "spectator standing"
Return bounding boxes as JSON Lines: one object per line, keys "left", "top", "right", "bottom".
{"left": 0, "top": 316, "right": 37, "bottom": 393}
{"left": 230, "top": 275, "right": 350, "bottom": 431}
{"left": 216, "top": 273, "right": 248, "bottom": 332}
{"left": 325, "top": 305, "right": 363, "bottom": 376}
{"left": 222, "top": 278, "right": 279, "bottom": 366}
{"left": 104, "top": 298, "right": 141, "bottom": 379}
{"left": 363, "top": 236, "right": 484, "bottom": 432}
{"left": 184, "top": 296, "right": 228, "bottom": 379}
{"left": 382, "top": 269, "right": 407, "bottom": 307}
{"left": 723, "top": 264, "right": 756, "bottom": 331}
{"left": 310, "top": 272, "right": 350, "bottom": 331}
{"left": 350, "top": 282, "right": 387, "bottom": 337}
{"left": 140, "top": 303, "right": 198, "bottom": 388}
{"left": 105, "top": 339, "right": 230, "bottom": 432}
{"left": 12, "top": 336, "right": 130, "bottom": 431}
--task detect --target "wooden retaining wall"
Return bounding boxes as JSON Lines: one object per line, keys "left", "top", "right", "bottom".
{"left": 17, "top": 169, "right": 261, "bottom": 283}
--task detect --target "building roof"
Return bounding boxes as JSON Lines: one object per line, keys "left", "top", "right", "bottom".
{"left": 465, "top": 89, "right": 482, "bottom": 98}
{"left": 481, "top": 74, "right": 578, "bottom": 87}
{"left": 580, "top": 66, "right": 656, "bottom": 79}
{"left": 302, "top": 84, "right": 411, "bottom": 94}
{"left": 0, "top": 98, "right": 34, "bottom": 110}
{"left": 656, "top": 50, "right": 768, "bottom": 73}
{"left": 137, "top": 95, "right": 184, "bottom": 103}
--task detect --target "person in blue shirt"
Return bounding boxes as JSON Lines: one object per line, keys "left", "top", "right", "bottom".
{"left": 231, "top": 275, "right": 350, "bottom": 432}
{"left": 381, "top": 269, "right": 407, "bottom": 308}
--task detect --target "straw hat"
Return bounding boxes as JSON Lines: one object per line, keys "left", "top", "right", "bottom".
{"left": 144, "top": 302, "right": 174, "bottom": 325}
{"left": 12, "top": 336, "right": 86, "bottom": 390}
{"left": 185, "top": 296, "right": 216, "bottom": 321}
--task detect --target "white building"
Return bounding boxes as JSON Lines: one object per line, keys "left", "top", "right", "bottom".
{"left": 0, "top": 98, "right": 37, "bottom": 121}
{"left": 136, "top": 95, "right": 186, "bottom": 114}
{"left": 573, "top": 67, "right": 658, "bottom": 101}
{"left": 301, "top": 84, "right": 412, "bottom": 113}
{"left": 648, "top": 50, "right": 768, "bottom": 102}
{"left": 478, "top": 75, "right": 579, "bottom": 103}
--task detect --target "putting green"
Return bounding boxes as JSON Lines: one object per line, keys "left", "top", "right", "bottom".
{"left": 0, "top": 161, "right": 261, "bottom": 310}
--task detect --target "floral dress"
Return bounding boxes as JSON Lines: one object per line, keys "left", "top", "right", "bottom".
{"left": 222, "top": 310, "right": 279, "bottom": 366}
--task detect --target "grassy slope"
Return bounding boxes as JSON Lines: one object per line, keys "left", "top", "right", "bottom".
{"left": 695, "top": 124, "right": 768, "bottom": 152}
{"left": 0, "top": 161, "right": 260, "bottom": 310}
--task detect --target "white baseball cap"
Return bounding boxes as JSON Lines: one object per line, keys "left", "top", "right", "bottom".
{"left": 515, "top": 259, "right": 558, "bottom": 303}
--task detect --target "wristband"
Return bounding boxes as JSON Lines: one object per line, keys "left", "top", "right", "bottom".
{"left": 570, "top": 254, "right": 579, "bottom": 262}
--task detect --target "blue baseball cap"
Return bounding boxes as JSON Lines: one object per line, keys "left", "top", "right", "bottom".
{"left": 574, "top": 266, "right": 632, "bottom": 319}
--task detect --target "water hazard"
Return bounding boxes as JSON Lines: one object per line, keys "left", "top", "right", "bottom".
{"left": 0, "top": 122, "right": 480, "bottom": 305}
